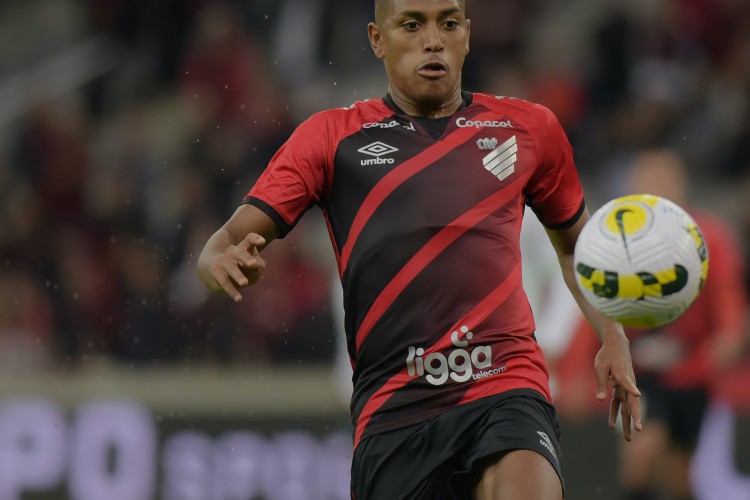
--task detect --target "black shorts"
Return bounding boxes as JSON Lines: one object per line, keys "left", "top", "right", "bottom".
{"left": 638, "top": 374, "right": 709, "bottom": 449}
{"left": 351, "top": 389, "right": 564, "bottom": 500}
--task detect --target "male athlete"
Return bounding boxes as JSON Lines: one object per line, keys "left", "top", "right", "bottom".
{"left": 197, "top": 1, "right": 642, "bottom": 498}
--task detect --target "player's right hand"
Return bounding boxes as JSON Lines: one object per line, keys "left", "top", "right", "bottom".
{"left": 594, "top": 330, "right": 642, "bottom": 441}
{"left": 208, "top": 233, "right": 266, "bottom": 302}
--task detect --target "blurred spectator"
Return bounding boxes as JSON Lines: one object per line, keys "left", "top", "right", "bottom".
{"left": 49, "top": 225, "right": 120, "bottom": 366}
{"left": 615, "top": 148, "right": 748, "bottom": 500}
{"left": 12, "top": 100, "right": 93, "bottom": 226}
{"left": 179, "top": 1, "right": 294, "bottom": 216}
{"left": 0, "top": 267, "right": 55, "bottom": 372}
{"left": 462, "top": 0, "right": 541, "bottom": 89}
{"left": 742, "top": 174, "right": 750, "bottom": 298}
{"left": 109, "top": 231, "right": 182, "bottom": 362}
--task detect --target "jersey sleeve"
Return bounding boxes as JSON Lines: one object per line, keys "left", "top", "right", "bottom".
{"left": 524, "top": 105, "right": 585, "bottom": 228}
{"left": 243, "top": 113, "right": 334, "bottom": 237}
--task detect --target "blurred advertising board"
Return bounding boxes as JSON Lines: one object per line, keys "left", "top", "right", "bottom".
{"left": 1, "top": 366, "right": 749, "bottom": 500}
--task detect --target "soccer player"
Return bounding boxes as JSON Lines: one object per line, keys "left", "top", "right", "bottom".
{"left": 197, "top": 1, "right": 642, "bottom": 498}
{"left": 616, "top": 148, "right": 748, "bottom": 500}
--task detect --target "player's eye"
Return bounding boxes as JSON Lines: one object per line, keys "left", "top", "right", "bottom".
{"left": 402, "top": 21, "right": 420, "bottom": 31}
{"left": 443, "top": 20, "right": 460, "bottom": 30}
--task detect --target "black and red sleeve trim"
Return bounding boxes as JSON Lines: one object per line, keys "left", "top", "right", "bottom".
{"left": 242, "top": 196, "right": 294, "bottom": 238}
{"left": 536, "top": 198, "right": 586, "bottom": 230}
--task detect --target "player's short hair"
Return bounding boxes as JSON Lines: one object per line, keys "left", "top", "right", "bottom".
{"left": 374, "top": 0, "right": 466, "bottom": 24}
{"left": 374, "top": 0, "right": 466, "bottom": 11}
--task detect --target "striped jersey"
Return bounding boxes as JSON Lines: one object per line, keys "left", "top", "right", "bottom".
{"left": 245, "top": 92, "right": 585, "bottom": 449}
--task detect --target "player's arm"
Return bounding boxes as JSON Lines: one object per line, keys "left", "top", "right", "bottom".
{"left": 197, "top": 204, "right": 280, "bottom": 302}
{"left": 545, "top": 209, "right": 643, "bottom": 441}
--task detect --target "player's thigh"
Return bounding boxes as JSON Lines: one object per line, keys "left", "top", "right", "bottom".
{"left": 474, "top": 449, "right": 562, "bottom": 500}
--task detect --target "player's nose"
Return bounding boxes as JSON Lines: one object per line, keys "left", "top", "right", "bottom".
{"left": 423, "top": 24, "right": 444, "bottom": 52}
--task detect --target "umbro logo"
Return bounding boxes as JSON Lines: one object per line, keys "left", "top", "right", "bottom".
{"left": 358, "top": 141, "right": 398, "bottom": 166}
{"left": 358, "top": 141, "right": 398, "bottom": 157}
{"left": 537, "top": 431, "right": 559, "bottom": 465}
{"left": 483, "top": 135, "right": 517, "bottom": 181}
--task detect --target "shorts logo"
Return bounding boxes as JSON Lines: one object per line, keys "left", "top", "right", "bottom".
{"left": 537, "top": 431, "right": 559, "bottom": 465}
{"left": 405, "top": 326, "right": 503, "bottom": 386}
{"left": 358, "top": 141, "right": 398, "bottom": 166}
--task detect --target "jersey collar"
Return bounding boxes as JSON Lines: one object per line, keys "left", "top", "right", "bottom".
{"left": 382, "top": 91, "right": 473, "bottom": 117}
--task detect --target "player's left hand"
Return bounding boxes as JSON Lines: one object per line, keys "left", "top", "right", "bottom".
{"left": 594, "top": 331, "right": 642, "bottom": 441}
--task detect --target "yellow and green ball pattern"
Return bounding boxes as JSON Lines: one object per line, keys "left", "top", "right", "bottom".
{"left": 574, "top": 194, "right": 708, "bottom": 328}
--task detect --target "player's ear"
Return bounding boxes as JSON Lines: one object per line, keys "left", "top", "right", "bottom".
{"left": 368, "top": 22, "right": 385, "bottom": 59}
{"left": 465, "top": 19, "right": 471, "bottom": 54}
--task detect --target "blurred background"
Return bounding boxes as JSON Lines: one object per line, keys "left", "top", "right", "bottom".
{"left": 0, "top": 0, "right": 749, "bottom": 499}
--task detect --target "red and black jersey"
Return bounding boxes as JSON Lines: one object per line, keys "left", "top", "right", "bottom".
{"left": 245, "top": 92, "right": 585, "bottom": 448}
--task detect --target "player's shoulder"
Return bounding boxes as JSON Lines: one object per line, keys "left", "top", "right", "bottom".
{"left": 304, "top": 98, "right": 393, "bottom": 128}
{"left": 470, "top": 92, "right": 559, "bottom": 127}
{"left": 471, "top": 92, "right": 554, "bottom": 116}
{"left": 292, "top": 98, "right": 394, "bottom": 143}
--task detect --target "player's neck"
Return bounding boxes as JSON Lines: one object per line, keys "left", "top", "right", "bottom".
{"left": 387, "top": 87, "right": 464, "bottom": 119}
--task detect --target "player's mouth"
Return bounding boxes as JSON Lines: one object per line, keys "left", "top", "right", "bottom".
{"left": 417, "top": 60, "right": 448, "bottom": 78}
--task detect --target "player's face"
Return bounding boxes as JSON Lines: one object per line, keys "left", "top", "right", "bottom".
{"left": 369, "top": 0, "right": 470, "bottom": 117}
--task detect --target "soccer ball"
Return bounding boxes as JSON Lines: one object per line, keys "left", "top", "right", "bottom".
{"left": 573, "top": 194, "right": 708, "bottom": 328}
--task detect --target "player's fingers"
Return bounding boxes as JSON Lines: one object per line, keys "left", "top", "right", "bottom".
{"left": 247, "top": 252, "right": 266, "bottom": 271}
{"left": 608, "top": 396, "right": 619, "bottom": 429}
{"left": 615, "top": 373, "right": 641, "bottom": 398}
{"left": 242, "top": 233, "right": 266, "bottom": 249}
{"left": 595, "top": 365, "right": 609, "bottom": 400}
{"left": 234, "top": 242, "right": 267, "bottom": 270}
{"left": 236, "top": 254, "right": 265, "bottom": 286}
{"left": 630, "top": 395, "right": 643, "bottom": 432}
{"left": 213, "top": 273, "right": 243, "bottom": 302}
{"left": 225, "top": 263, "right": 250, "bottom": 287}
{"left": 620, "top": 401, "right": 633, "bottom": 441}
{"left": 232, "top": 247, "right": 259, "bottom": 268}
